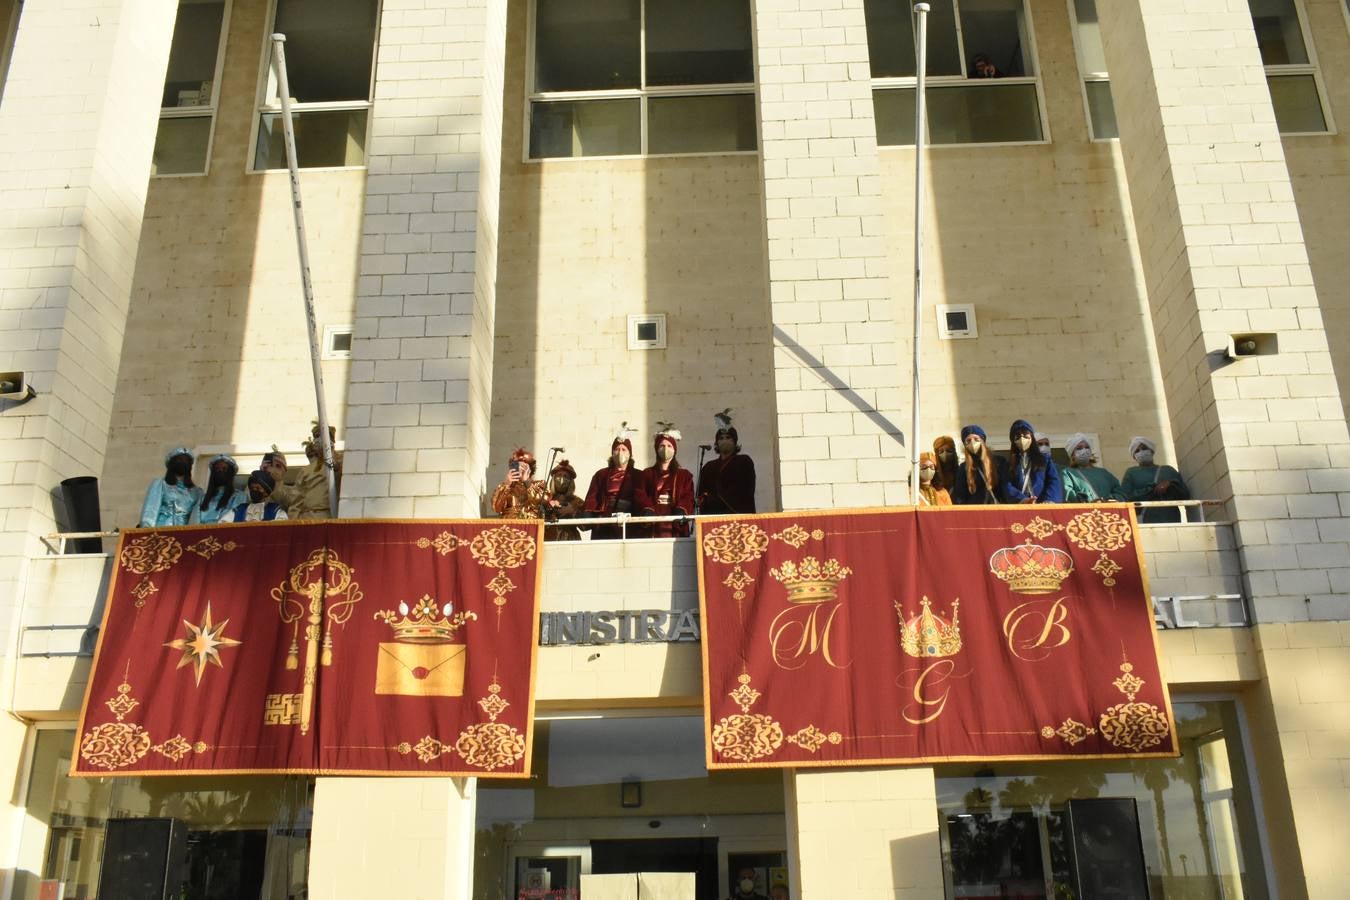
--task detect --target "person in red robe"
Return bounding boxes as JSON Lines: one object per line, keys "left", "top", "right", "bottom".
{"left": 583, "top": 434, "right": 640, "bottom": 540}
{"left": 636, "top": 425, "right": 695, "bottom": 538}
{"left": 696, "top": 417, "right": 756, "bottom": 514}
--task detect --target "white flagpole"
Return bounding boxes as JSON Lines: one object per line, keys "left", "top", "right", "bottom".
{"left": 910, "top": 3, "right": 930, "bottom": 505}
{"left": 270, "top": 34, "right": 338, "bottom": 518}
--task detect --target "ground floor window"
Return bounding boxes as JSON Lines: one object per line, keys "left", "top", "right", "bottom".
{"left": 936, "top": 698, "right": 1270, "bottom": 899}
{"left": 14, "top": 728, "right": 312, "bottom": 900}
{"left": 475, "top": 713, "right": 788, "bottom": 900}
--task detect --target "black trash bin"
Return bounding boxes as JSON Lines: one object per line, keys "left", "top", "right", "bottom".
{"left": 60, "top": 476, "right": 103, "bottom": 553}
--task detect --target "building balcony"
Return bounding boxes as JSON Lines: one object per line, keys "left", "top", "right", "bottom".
{"left": 14, "top": 508, "right": 1245, "bottom": 716}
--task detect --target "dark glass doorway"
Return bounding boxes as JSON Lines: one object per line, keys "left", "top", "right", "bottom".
{"left": 590, "top": 838, "right": 718, "bottom": 899}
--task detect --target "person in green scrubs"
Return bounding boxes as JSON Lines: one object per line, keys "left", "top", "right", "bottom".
{"left": 1120, "top": 436, "right": 1189, "bottom": 523}
{"left": 1061, "top": 433, "right": 1121, "bottom": 503}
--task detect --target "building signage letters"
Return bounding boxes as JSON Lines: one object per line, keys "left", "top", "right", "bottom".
{"left": 539, "top": 610, "right": 700, "bottom": 646}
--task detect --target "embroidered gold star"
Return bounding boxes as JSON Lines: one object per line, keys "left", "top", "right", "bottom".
{"left": 164, "top": 602, "right": 242, "bottom": 685}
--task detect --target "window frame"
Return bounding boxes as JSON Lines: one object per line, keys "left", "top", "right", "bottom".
{"left": 871, "top": 0, "right": 1052, "bottom": 149}
{"left": 246, "top": 0, "right": 382, "bottom": 174}
{"left": 1251, "top": 0, "right": 1336, "bottom": 136}
{"left": 523, "top": 0, "right": 760, "bottom": 163}
{"left": 153, "top": 0, "right": 233, "bottom": 178}
{"left": 1065, "top": 0, "right": 1115, "bottom": 143}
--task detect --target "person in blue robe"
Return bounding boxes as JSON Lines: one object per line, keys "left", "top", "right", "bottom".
{"left": 1001, "top": 419, "right": 1063, "bottom": 503}
{"left": 139, "top": 446, "right": 203, "bottom": 527}
{"left": 190, "top": 454, "right": 247, "bottom": 525}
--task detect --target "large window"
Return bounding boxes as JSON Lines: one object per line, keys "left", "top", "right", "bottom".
{"left": 252, "top": 0, "right": 378, "bottom": 170}
{"left": 1249, "top": 0, "right": 1330, "bottom": 134}
{"left": 527, "top": 0, "right": 757, "bottom": 159}
{"left": 866, "top": 0, "right": 1047, "bottom": 146}
{"left": 1067, "top": 0, "right": 1116, "bottom": 140}
{"left": 14, "top": 727, "right": 313, "bottom": 900}
{"left": 152, "top": 0, "right": 231, "bottom": 176}
{"left": 936, "top": 699, "right": 1272, "bottom": 900}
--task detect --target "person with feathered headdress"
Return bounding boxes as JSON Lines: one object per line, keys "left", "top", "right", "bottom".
{"left": 636, "top": 422, "right": 695, "bottom": 538}
{"left": 697, "top": 409, "right": 756, "bottom": 514}
{"left": 491, "top": 447, "right": 547, "bottom": 519}
{"left": 583, "top": 423, "right": 642, "bottom": 540}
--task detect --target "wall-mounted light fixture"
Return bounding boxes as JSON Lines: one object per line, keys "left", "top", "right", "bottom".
{"left": 620, "top": 777, "right": 642, "bottom": 808}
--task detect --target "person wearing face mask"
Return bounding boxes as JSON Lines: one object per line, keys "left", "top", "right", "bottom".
{"left": 584, "top": 431, "right": 642, "bottom": 540}
{"left": 140, "top": 446, "right": 204, "bottom": 527}
{"left": 190, "top": 454, "right": 246, "bottom": 525}
{"left": 229, "top": 470, "right": 289, "bottom": 522}
{"left": 637, "top": 424, "right": 696, "bottom": 538}
{"left": 950, "top": 425, "right": 1006, "bottom": 504}
{"left": 932, "top": 435, "right": 959, "bottom": 492}
{"left": 917, "top": 451, "right": 952, "bottom": 506}
{"left": 1120, "top": 436, "right": 1188, "bottom": 523}
{"left": 491, "top": 448, "right": 547, "bottom": 519}
{"left": 1002, "top": 419, "right": 1062, "bottom": 504}
{"left": 1061, "top": 433, "right": 1122, "bottom": 503}
{"left": 726, "top": 867, "right": 770, "bottom": 900}
{"left": 697, "top": 412, "right": 756, "bottom": 514}
{"left": 1035, "top": 432, "right": 1052, "bottom": 457}
{"left": 543, "top": 460, "right": 584, "bottom": 541}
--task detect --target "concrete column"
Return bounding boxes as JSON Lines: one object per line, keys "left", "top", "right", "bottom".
{"left": 340, "top": 0, "right": 507, "bottom": 518}
{"left": 786, "top": 766, "right": 943, "bottom": 900}
{"left": 308, "top": 775, "right": 477, "bottom": 900}
{"left": 0, "top": 0, "right": 176, "bottom": 877}
{"left": 1098, "top": 0, "right": 1350, "bottom": 623}
{"left": 752, "top": 0, "right": 905, "bottom": 512}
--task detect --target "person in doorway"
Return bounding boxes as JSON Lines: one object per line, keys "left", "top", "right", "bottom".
{"left": 1061, "top": 433, "right": 1122, "bottom": 503}
{"left": 950, "top": 425, "right": 1005, "bottom": 505}
{"left": 230, "top": 470, "right": 288, "bottom": 522}
{"left": 190, "top": 454, "right": 246, "bottom": 525}
{"left": 970, "top": 52, "right": 1001, "bottom": 78}
{"left": 139, "top": 446, "right": 203, "bottom": 527}
{"left": 1120, "top": 435, "right": 1189, "bottom": 523}
{"left": 289, "top": 423, "right": 341, "bottom": 519}
{"left": 583, "top": 429, "right": 641, "bottom": 540}
{"left": 917, "top": 451, "right": 952, "bottom": 506}
{"left": 543, "top": 459, "right": 584, "bottom": 541}
{"left": 491, "top": 448, "right": 546, "bottom": 519}
{"left": 637, "top": 423, "right": 695, "bottom": 538}
{"left": 726, "top": 867, "right": 770, "bottom": 900}
{"left": 697, "top": 410, "right": 756, "bottom": 514}
{"left": 1002, "top": 419, "right": 1062, "bottom": 504}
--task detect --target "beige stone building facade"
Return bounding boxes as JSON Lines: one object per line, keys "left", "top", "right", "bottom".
{"left": 0, "top": 0, "right": 1348, "bottom": 897}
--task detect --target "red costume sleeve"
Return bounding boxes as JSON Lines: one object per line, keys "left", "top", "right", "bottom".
{"left": 671, "top": 467, "right": 695, "bottom": 515}
{"left": 635, "top": 467, "right": 657, "bottom": 514}
{"left": 583, "top": 468, "right": 608, "bottom": 514}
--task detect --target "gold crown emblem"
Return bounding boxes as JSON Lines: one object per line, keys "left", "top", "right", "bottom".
{"left": 374, "top": 594, "right": 477, "bottom": 643}
{"left": 988, "top": 543, "right": 1073, "bottom": 594}
{"left": 769, "top": 556, "right": 852, "bottom": 604}
{"left": 895, "top": 597, "right": 962, "bottom": 658}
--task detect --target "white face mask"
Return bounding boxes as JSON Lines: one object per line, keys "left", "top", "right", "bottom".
{"left": 1015, "top": 435, "right": 1033, "bottom": 452}
{"left": 740, "top": 879, "right": 755, "bottom": 893}
{"left": 919, "top": 467, "right": 935, "bottom": 484}
{"left": 1073, "top": 447, "right": 1093, "bottom": 464}
{"left": 964, "top": 439, "right": 982, "bottom": 455}
{"left": 1134, "top": 449, "right": 1154, "bottom": 465}
{"left": 656, "top": 445, "right": 675, "bottom": 462}
{"left": 613, "top": 448, "right": 630, "bottom": 467}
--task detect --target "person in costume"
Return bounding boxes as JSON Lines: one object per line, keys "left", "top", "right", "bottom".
{"left": 950, "top": 425, "right": 1005, "bottom": 505}
{"left": 697, "top": 409, "right": 756, "bottom": 514}
{"left": 637, "top": 423, "right": 695, "bottom": 538}
{"left": 230, "top": 470, "right": 288, "bottom": 522}
{"left": 932, "top": 435, "right": 959, "bottom": 492}
{"left": 1120, "top": 435, "right": 1189, "bottom": 523}
{"left": 190, "top": 454, "right": 246, "bottom": 524}
{"left": 917, "top": 451, "right": 951, "bottom": 506}
{"left": 1061, "top": 433, "right": 1122, "bottom": 503}
{"left": 260, "top": 448, "right": 292, "bottom": 509}
{"left": 491, "top": 447, "right": 547, "bottom": 519}
{"left": 139, "top": 446, "right": 203, "bottom": 527}
{"left": 1002, "top": 419, "right": 1062, "bottom": 503}
{"left": 1035, "top": 431, "right": 1052, "bottom": 458}
{"left": 583, "top": 426, "right": 641, "bottom": 540}
{"left": 288, "top": 423, "right": 342, "bottom": 519}
{"left": 543, "top": 459, "right": 584, "bottom": 541}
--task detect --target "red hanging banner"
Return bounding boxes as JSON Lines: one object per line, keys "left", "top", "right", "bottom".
{"left": 73, "top": 520, "right": 542, "bottom": 777}
{"left": 697, "top": 505, "right": 1177, "bottom": 768}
